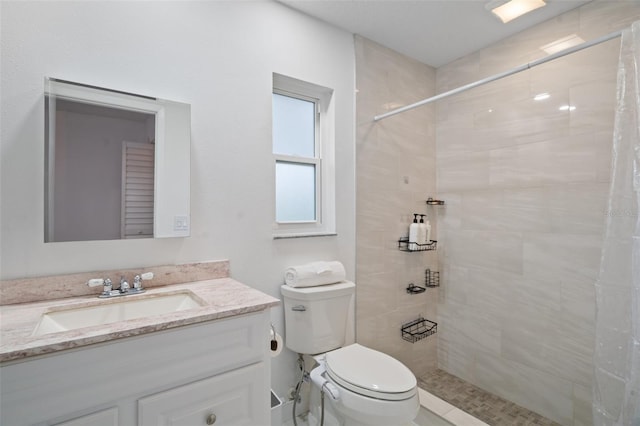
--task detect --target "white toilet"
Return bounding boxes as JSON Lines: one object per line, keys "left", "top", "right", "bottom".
{"left": 281, "top": 281, "right": 420, "bottom": 426}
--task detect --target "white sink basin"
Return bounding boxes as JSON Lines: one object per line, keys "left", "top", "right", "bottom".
{"left": 32, "top": 292, "right": 203, "bottom": 336}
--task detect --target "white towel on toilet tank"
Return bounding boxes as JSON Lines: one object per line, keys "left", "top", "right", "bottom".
{"left": 284, "top": 261, "right": 346, "bottom": 287}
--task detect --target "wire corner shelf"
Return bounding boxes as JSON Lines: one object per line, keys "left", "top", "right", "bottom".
{"left": 406, "top": 283, "right": 426, "bottom": 294}
{"left": 401, "top": 317, "right": 437, "bottom": 343}
{"left": 398, "top": 237, "right": 437, "bottom": 252}
{"left": 425, "top": 268, "right": 440, "bottom": 288}
{"left": 426, "top": 197, "right": 445, "bottom": 206}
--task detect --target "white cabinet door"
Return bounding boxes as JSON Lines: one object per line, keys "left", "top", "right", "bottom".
{"left": 54, "top": 407, "right": 118, "bottom": 426}
{"left": 138, "top": 362, "right": 268, "bottom": 426}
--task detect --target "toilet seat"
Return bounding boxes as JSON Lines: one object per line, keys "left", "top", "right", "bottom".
{"left": 324, "top": 344, "right": 416, "bottom": 401}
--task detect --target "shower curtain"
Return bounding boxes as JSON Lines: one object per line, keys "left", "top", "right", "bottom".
{"left": 593, "top": 21, "right": 640, "bottom": 426}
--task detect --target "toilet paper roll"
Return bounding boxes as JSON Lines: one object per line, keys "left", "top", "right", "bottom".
{"left": 270, "top": 329, "right": 283, "bottom": 358}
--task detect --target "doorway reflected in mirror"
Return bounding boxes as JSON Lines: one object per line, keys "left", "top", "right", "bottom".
{"left": 45, "top": 98, "right": 156, "bottom": 242}
{"left": 44, "top": 78, "right": 191, "bottom": 243}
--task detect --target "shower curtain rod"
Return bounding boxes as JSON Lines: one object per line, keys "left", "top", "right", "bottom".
{"left": 373, "top": 29, "right": 624, "bottom": 122}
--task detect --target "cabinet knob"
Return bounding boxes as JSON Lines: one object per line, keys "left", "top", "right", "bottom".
{"left": 206, "top": 413, "right": 217, "bottom": 425}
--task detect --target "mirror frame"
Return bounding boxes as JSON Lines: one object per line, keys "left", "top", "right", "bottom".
{"left": 44, "top": 78, "right": 191, "bottom": 242}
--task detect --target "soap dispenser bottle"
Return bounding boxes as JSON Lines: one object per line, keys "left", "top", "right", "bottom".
{"left": 420, "top": 214, "right": 432, "bottom": 244}
{"left": 409, "top": 214, "right": 420, "bottom": 250}
{"left": 417, "top": 214, "right": 427, "bottom": 247}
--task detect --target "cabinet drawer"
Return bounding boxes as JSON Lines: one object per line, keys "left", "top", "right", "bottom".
{"left": 54, "top": 407, "right": 118, "bottom": 426}
{"left": 138, "top": 362, "right": 268, "bottom": 426}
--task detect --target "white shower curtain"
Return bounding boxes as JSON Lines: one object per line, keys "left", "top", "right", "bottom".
{"left": 593, "top": 20, "right": 640, "bottom": 426}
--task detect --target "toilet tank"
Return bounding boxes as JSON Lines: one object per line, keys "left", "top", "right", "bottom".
{"left": 280, "top": 281, "right": 355, "bottom": 355}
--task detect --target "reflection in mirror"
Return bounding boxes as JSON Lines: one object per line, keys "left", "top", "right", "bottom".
{"left": 44, "top": 78, "right": 191, "bottom": 243}
{"left": 46, "top": 98, "right": 156, "bottom": 241}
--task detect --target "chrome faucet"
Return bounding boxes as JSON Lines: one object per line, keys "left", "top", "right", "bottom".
{"left": 86, "top": 272, "right": 152, "bottom": 298}
{"left": 103, "top": 278, "right": 113, "bottom": 294}
{"left": 133, "top": 272, "right": 153, "bottom": 292}
{"left": 133, "top": 275, "right": 143, "bottom": 290}
{"left": 119, "top": 276, "right": 130, "bottom": 293}
{"left": 86, "top": 277, "right": 118, "bottom": 298}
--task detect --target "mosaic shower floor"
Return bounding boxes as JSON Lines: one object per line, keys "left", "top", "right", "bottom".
{"left": 418, "top": 369, "right": 561, "bottom": 426}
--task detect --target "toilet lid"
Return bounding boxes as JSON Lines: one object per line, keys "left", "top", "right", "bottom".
{"left": 325, "top": 344, "right": 417, "bottom": 400}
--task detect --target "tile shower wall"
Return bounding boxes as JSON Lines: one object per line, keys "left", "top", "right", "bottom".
{"left": 435, "top": 1, "right": 640, "bottom": 425}
{"left": 354, "top": 36, "right": 438, "bottom": 377}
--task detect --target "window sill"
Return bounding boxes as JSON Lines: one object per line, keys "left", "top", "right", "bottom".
{"left": 273, "top": 232, "right": 337, "bottom": 240}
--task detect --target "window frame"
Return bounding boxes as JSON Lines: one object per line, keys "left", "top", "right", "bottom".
{"left": 273, "top": 89, "right": 321, "bottom": 224}
{"left": 272, "top": 73, "right": 336, "bottom": 238}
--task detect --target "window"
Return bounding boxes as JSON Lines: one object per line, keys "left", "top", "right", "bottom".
{"left": 272, "top": 74, "right": 335, "bottom": 238}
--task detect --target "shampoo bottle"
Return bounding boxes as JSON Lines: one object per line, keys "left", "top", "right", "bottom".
{"left": 417, "top": 214, "right": 426, "bottom": 246}
{"left": 409, "top": 214, "right": 420, "bottom": 250}
{"left": 420, "top": 214, "right": 432, "bottom": 244}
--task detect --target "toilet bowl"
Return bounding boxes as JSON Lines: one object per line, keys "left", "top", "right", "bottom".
{"left": 308, "top": 344, "right": 419, "bottom": 426}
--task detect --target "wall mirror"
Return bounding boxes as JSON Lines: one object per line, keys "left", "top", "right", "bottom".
{"left": 44, "top": 78, "right": 191, "bottom": 242}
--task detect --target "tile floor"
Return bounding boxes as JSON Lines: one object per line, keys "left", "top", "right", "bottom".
{"left": 418, "top": 369, "right": 562, "bottom": 426}
{"left": 281, "top": 386, "right": 489, "bottom": 426}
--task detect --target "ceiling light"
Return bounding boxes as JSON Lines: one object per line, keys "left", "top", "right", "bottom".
{"left": 486, "top": 0, "right": 546, "bottom": 24}
{"left": 559, "top": 105, "right": 576, "bottom": 112}
{"left": 534, "top": 92, "right": 550, "bottom": 101}
{"left": 540, "top": 34, "right": 586, "bottom": 55}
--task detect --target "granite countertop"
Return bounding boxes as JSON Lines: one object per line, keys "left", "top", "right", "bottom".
{"left": 0, "top": 278, "right": 279, "bottom": 363}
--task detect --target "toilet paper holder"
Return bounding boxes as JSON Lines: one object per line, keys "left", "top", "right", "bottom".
{"left": 270, "top": 324, "right": 278, "bottom": 351}
{"left": 269, "top": 324, "right": 284, "bottom": 357}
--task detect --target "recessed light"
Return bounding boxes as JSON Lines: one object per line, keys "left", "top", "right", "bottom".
{"left": 559, "top": 105, "right": 576, "bottom": 112}
{"left": 534, "top": 92, "right": 550, "bottom": 101}
{"left": 485, "top": 0, "right": 546, "bottom": 24}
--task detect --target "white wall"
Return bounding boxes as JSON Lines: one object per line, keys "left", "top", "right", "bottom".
{"left": 0, "top": 0, "right": 356, "bottom": 398}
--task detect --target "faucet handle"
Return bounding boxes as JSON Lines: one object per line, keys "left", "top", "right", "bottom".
{"left": 87, "top": 278, "right": 104, "bottom": 287}
{"left": 88, "top": 278, "right": 113, "bottom": 297}
{"left": 87, "top": 278, "right": 113, "bottom": 294}
{"left": 132, "top": 272, "right": 152, "bottom": 291}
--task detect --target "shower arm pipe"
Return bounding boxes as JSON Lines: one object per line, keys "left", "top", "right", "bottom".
{"left": 373, "top": 29, "right": 624, "bottom": 122}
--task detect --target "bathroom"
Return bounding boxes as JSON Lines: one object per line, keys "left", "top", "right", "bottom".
{"left": 1, "top": 1, "right": 638, "bottom": 425}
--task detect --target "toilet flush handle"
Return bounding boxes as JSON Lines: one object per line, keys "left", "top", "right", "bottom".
{"left": 292, "top": 305, "right": 306, "bottom": 311}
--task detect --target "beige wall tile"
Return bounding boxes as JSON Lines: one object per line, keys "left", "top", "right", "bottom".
{"left": 433, "top": 2, "right": 636, "bottom": 424}
{"left": 475, "top": 352, "right": 575, "bottom": 425}
{"left": 442, "top": 230, "right": 524, "bottom": 275}
{"left": 579, "top": 0, "right": 640, "bottom": 39}
{"left": 355, "top": 35, "right": 438, "bottom": 377}
{"left": 572, "top": 383, "right": 594, "bottom": 426}
{"left": 356, "top": 2, "right": 636, "bottom": 424}
{"left": 437, "top": 151, "right": 491, "bottom": 192}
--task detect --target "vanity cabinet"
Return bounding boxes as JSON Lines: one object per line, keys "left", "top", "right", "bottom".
{"left": 0, "top": 310, "right": 271, "bottom": 426}
{"left": 54, "top": 408, "right": 119, "bottom": 426}
{"left": 138, "top": 362, "right": 264, "bottom": 425}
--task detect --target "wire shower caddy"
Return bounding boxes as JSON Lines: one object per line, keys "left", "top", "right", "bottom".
{"left": 401, "top": 317, "right": 437, "bottom": 343}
